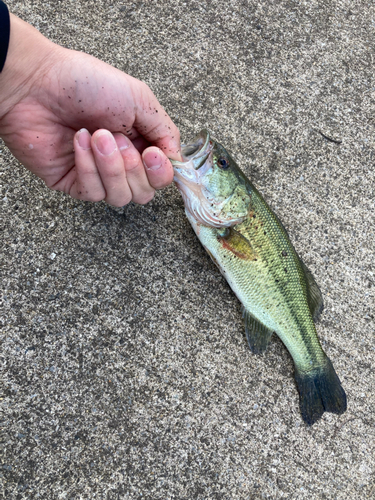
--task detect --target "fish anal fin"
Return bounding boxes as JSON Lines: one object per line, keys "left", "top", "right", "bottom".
{"left": 241, "top": 306, "right": 273, "bottom": 354}
{"left": 299, "top": 259, "right": 324, "bottom": 321}
{"left": 218, "top": 228, "right": 257, "bottom": 261}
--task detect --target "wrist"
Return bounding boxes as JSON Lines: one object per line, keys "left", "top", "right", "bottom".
{"left": 0, "top": 14, "right": 57, "bottom": 119}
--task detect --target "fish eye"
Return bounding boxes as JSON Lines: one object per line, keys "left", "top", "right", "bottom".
{"left": 217, "top": 157, "right": 229, "bottom": 169}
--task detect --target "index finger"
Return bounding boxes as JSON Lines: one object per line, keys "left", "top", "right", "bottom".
{"left": 130, "top": 79, "right": 182, "bottom": 161}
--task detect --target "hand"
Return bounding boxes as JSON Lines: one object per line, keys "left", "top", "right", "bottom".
{"left": 0, "top": 14, "right": 181, "bottom": 206}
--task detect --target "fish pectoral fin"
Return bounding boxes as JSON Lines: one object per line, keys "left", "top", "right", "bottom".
{"left": 217, "top": 228, "right": 257, "bottom": 261}
{"left": 241, "top": 306, "right": 273, "bottom": 354}
{"left": 299, "top": 259, "right": 324, "bottom": 321}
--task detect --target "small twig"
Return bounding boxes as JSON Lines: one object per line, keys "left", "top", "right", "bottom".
{"left": 318, "top": 130, "right": 342, "bottom": 144}
{"left": 331, "top": 417, "right": 357, "bottom": 439}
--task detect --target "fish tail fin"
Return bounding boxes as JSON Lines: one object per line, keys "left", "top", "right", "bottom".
{"left": 294, "top": 357, "right": 347, "bottom": 425}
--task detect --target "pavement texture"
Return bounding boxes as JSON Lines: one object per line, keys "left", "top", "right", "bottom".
{"left": 1, "top": 0, "right": 374, "bottom": 499}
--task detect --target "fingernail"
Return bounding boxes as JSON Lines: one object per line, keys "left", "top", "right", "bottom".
{"left": 115, "top": 133, "right": 131, "bottom": 151}
{"left": 167, "top": 138, "right": 182, "bottom": 161}
{"left": 143, "top": 149, "right": 162, "bottom": 171}
{"left": 77, "top": 128, "right": 91, "bottom": 150}
{"left": 168, "top": 138, "right": 179, "bottom": 152}
{"left": 94, "top": 131, "right": 116, "bottom": 156}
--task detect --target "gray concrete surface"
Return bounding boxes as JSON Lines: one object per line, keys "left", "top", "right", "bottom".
{"left": 1, "top": 0, "right": 374, "bottom": 498}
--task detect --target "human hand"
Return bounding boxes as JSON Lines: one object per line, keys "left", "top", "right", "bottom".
{"left": 0, "top": 14, "right": 181, "bottom": 206}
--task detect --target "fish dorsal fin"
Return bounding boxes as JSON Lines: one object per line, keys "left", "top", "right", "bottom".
{"left": 299, "top": 259, "right": 324, "bottom": 321}
{"left": 241, "top": 306, "right": 274, "bottom": 354}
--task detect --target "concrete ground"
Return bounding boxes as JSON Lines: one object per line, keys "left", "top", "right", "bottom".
{"left": 1, "top": 0, "right": 374, "bottom": 498}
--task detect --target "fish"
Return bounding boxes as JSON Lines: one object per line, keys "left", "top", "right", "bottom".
{"left": 171, "top": 129, "right": 347, "bottom": 425}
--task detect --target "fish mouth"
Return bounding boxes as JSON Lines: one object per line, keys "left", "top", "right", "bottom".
{"left": 173, "top": 129, "right": 213, "bottom": 171}
{"left": 172, "top": 130, "right": 248, "bottom": 229}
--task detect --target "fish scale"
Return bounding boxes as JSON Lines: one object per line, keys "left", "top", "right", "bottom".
{"left": 192, "top": 214, "right": 324, "bottom": 370}
{"left": 172, "top": 130, "right": 347, "bottom": 425}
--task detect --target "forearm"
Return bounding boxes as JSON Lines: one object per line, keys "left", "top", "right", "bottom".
{"left": 0, "top": 13, "right": 56, "bottom": 120}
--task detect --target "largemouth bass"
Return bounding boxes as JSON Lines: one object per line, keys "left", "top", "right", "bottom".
{"left": 171, "top": 130, "right": 347, "bottom": 425}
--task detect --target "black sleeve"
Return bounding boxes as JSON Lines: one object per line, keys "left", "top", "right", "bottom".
{"left": 0, "top": 1, "right": 10, "bottom": 72}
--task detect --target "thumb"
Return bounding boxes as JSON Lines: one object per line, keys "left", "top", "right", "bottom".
{"left": 130, "top": 79, "right": 182, "bottom": 161}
